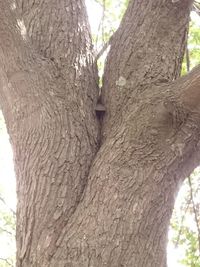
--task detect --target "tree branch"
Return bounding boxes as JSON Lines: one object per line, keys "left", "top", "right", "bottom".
{"left": 186, "top": 42, "right": 190, "bottom": 72}
{"left": 95, "top": 34, "right": 114, "bottom": 62}
{"left": 0, "top": 196, "right": 16, "bottom": 216}
{"left": 193, "top": 1, "right": 200, "bottom": 16}
{"left": 174, "top": 196, "right": 192, "bottom": 248}
{"left": 0, "top": 226, "right": 14, "bottom": 237}
{"left": 0, "top": 0, "right": 98, "bottom": 129}
{"left": 15, "top": 0, "right": 95, "bottom": 74}
{"left": 101, "top": 0, "right": 193, "bottom": 136}
{"left": 188, "top": 175, "right": 200, "bottom": 256}
{"left": 0, "top": 257, "right": 13, "bottom": 267}
{"left": 163, "top": 65, "right": 200, "bottom": 128}
{"left": 0, "top": 2, "right": 100, "bottom": 263}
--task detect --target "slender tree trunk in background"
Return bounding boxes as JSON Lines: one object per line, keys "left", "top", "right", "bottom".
{"left": 0, "top": 0, "right": 200, "bottom": 266}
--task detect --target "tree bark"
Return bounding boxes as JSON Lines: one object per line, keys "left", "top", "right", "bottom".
{"left": 0, "top": 0, "right": 200, "bottom": 266}
{"left": 0, "top": 0, "right": 99, "bottom": 266}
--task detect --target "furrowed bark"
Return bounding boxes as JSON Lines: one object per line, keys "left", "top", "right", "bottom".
{"left": 1, "top": 0, "right": 200, "bottom": 266}
{"left": 52, "top": 65, "right": 200, "bottom": 267}
{"left": 42, "top": 1, "right": 200, "bottom": 266}
{"left": 0, "top": 1, "right": 99, "bottom": 266}
{"left": 15, "top": 0, "right": 99, "bottom": 90}
{"left": 15, "top": 0, "right": 99, "bottom": 123}
{"left": 15, "top": 0, "right": 92, "bottom": 63}
{"left": 102, "top": 0, "right": 193, "bottom": 136}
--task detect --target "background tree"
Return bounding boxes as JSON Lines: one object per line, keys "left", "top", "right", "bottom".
{"left": 0, "top": 192, "right": 15, "bottom": 267}
{"left": 170, "top": 170, "right": 200, "bottom": 266}
{"left": 0, "top": 114, "right": 16, "bottom": 267}
{"left": 0, "top": 0, "right": 200, "bottom": 266}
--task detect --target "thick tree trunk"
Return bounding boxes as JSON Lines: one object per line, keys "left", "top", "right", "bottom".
{"left": 0, "top": 0, "right": 200, "bottom": 266}
{"left": 0, "top": 1, "right": 99, "bottom": 265}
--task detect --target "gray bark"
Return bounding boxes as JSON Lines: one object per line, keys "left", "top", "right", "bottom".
{"left": 0, "top": 0, "right": 200, "bottom": 266}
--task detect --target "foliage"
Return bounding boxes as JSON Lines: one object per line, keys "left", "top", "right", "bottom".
{"left": 0, "top": 112, "right": 6, "bottom": 134}
{"left": 93, "top": 0, "right": 128, "bottom": 48}
{"left": 0, "top": 190, "right": 16, "bottom": 267}
{"left": 0, "top": 112, "right": 16, "bottom": 267}
{"left": 90, "top": 0, "right": 129, "bottom": 84}
{"left": 182, "top": 15, "right": 200, "bottom": 74}
{"left": 173, "top": 12, "right": 200, "bottom": 264}
{"left": 169, "top": 169, "right": 200, "bottom": 266}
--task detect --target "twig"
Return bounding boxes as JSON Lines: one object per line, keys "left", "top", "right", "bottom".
{"left": 174, "top": 196, "right": 192, "bottom": 248}
{"left": 0, "top": 257, "right": 13, "bottom": 266}
{"left": 0, "top": 196, "right": 16, "bottom": 216}
{"left": 193, "top": 2, "right": 200, "bottom": 16}
{"left": 95, "top": 0, "right": 106, "bottom": 50}
{"left": 0, "top": 226, "right": 15, "bottom": 236}
{"left": 186, "top": 42, "right": 190, "bottom": 73}
{"left": 102, "top": 0, "right": 106, "bottom": 44}
{"left": 188, "top": 176, "right": 200, "bottom": 256}
{"left": 95, "top": 37, "right": 111, "bottom": 62}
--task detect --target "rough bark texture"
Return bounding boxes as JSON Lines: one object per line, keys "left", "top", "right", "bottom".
{"left": 0, "top": 0, "right": 99, "bottom": 265}
{"left": 0, "top": 0, "right": 200, "bottom": 266}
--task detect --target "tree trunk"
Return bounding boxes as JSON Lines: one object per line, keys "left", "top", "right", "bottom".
{"left": 0, "top": 0, "right": 200, "bottom": 266}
